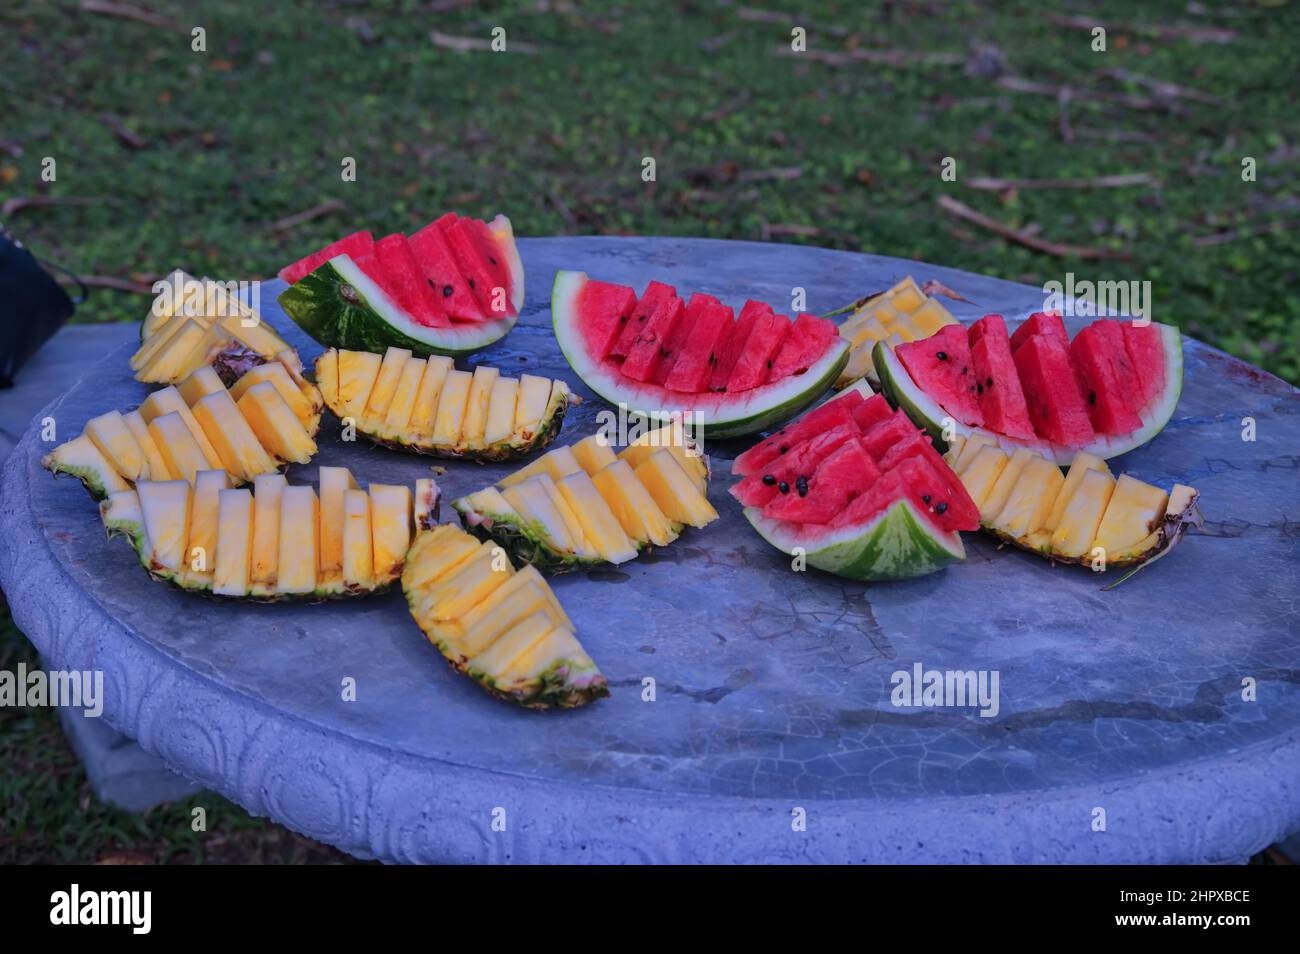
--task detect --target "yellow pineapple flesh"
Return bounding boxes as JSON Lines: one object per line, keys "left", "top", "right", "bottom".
{"left": 632, "top": 448, "right": 718, "bottom": 528}
{"left": 213, "top": 488, "right": 254, "bottom": 597}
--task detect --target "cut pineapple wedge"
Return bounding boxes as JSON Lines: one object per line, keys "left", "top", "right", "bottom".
{"left": 313, "top": 347, "right": 574, "bottom": 461}
{"left": 43, "top": 355, "right": 322, "bottom": 500}
{"left": 831, "top": 275, "right": 960, "bottom": 388}
{"left": 944, "top": 443, "right": 1202, "bottom": 572}
{"left": 402, "top": 522, "right": 607, "bottom": 709}
{"left": 99, "top": 465, "right": 425, "bottom": 600}
{"left": 451, "top": 423, "right": 715, "bottom": 572}
{"left": 132, "top": 271, "right": 295, "bottom": 385}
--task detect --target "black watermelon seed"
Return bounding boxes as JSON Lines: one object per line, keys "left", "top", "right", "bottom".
{"left": 442, "top": 285, "right": 454, "bottom": 297}
{"left": 766, "top": 359, "right": 773, "bottom": 369}
{"left": 1088, "top": 390, "right": 1097, "bottom": 405}
{"left": 922, "top": 494, "right": 931, "bottom": 504}
{"left": 796, "top": 476, "right": 809, "bottom": 497}
{"left": 936, "top": 502, "right": 948, "bottom": 515}
{"left": 961, "top": 367, "right": 968, "bottom": 375}
{"left": 779, "top": 445, "right": 788, "bottom": 454}
{"left": 762, "top": 474, "right": 776, "bottom": 486}
{"left": 489, "top": 256, "right": 498, "bottom": 266}
{"left": 778, "top": 481, "right": 790, "bottom": 494}
{"left": 468, "top": 278, "right": 476, "bottom": 289}
{"left": 986, "top": 377, "right": 993, "bottom": 387}
{"left": 936, "top": 351, "right": 948, "bottom": 361}
{"left": 977, "top": 382, "right": 984, "bottom": 395}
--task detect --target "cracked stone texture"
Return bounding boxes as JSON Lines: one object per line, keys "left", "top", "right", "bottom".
{"left": 2, "top": 237, "right": 1298, "bottom": 863}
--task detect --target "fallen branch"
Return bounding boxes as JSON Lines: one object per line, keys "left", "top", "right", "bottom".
{"left": 966, "top": 173, "right": 1156, "bottom": 191}
{"left": 544, "top": 186, "right": 577, "bottom": 229}
{"left": 78, "top": 0, "right": 184, "bottom": 32}
{"left": 1101, "top": 67, "right": 1223, "bottom": 106}
{"left": 936, "top": 195, "right": 1131, "bottom": 260}
{"left": 736, "top": 165, "right": 802, "bottom": 183}
{"left": 996, "top": 75, "right": 1171, "bottom": 113}
{"left": 737, "top": 6, "right": 849, "bottom": 36}
{"left": 0, "top": 195, "right": 100, "bottom": 217}
{"left": 99, "top": 113, "right": 148, "bottom": 150}
{"left": 430, "top": 29, "right": 540, "bottom": 54}
{"left": 1045, "top": 13, "right": 1235, "bottom": 45}
{"left": 766, "top": 223, "right": 819, "bottom": 237}
{"left": 1192, "top": 217, "right": 1300, "bottom": 248}
{"left": 267, "top": 199, "right": 346, "bottom": 233}
{"left": 58, "top": 274, "right": 156, "bottom": 294}
{"left": 705, "top": 92, "right": 752, "bottom": 123}
{"left": 773, "top": 46, "right": 962, "bottom": 67}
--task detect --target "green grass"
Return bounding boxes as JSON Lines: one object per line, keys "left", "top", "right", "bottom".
{"left": 1, "top": 1, "right": 1298, "bottom": 863}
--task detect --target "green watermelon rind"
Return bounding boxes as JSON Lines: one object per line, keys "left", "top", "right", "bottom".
{"left": 874, "top": 323, "right": 1183, "bottom": 465}
{"left": 277, "top": 254, "right": 518, "bottom": 358}
{"left": 551, "top": 270, "right": 850, "bottom": 440}
{"left": 744, "top": 498, "right": 965, "bottom": 582}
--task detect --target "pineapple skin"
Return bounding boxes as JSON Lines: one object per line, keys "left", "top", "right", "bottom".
{"left": 450, "top": 498, "right": 628, "bottom": 575}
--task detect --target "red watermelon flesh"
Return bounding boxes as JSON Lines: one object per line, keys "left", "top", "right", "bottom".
{"left": 1085, "top": 319, "right": 1142, "bottom": 412}
{"left": 852, "top": 393, "right": 893, "bottom": 432}
{"left": 407, "top": 223, "right": 481, "bottom": 321}
{"left": 761, "top": 439, "right": 880, "bottom": 524}
{"left": 830, "top": 455, "right": 975, "bottom": 533}
{"left": 1010, "top": 311, "right": 1068, "bottom": 353}
{"left": 610, "top": 281, "right": 675, "bottom": 360}
{"left": 653, "top": 293, "right": 717, "bottom": 385}
{"left": 730, "top": 422, "right": 860, "bottom": 508}
{"left": 1013, "top": 334, "right": 1095, "bottom": 446}
{"left": 279, "top": 230, "right": 374, "bottom": 285}
{"left": 767, "top": 313, "right": 837, "bottom": 382}
{"left": 709, "top": 301, "right": 766, "bottom": 392}
{"left": 436, "top": 215, "right": 504, "bottom": 317}
{"left": 860, "top": 408, "right": 921, "bottom": 460}
{"left": 896, "top": 325, "right": 984, "bottom": 427}
{"left": 621, "top": 293, "right": 686, "bottom": 382}
{"left": 1070, "top": 324, "right": 1142, "bottom": 435}
{"left": 727, "top": 310, "right": 791, "bottom": 393}
{"left": 458, "top": 217, "right": 515, "bottom": 315}
{"left": 577, "top": 280, "right": 638, "bottom": 361}
{"left": 873, "top": 433, "right": 980, "bottom": 531}
{"left": 969, "top": 315, "right": 1035, "bottom": 439}
{"left": 664, "top": 297, "right": 733, "bottom": 393}
{"left": 731, "top": 391, "right": 864, "bottom": 476}
{"left": 362, "top": 234, "right": 450, "bottom": 328}
{"left": 1122, "top": 322, "right": 1166, "bottom": 410}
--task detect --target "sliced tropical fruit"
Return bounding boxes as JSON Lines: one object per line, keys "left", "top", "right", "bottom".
{"left": 277, "top": 213, "right": 523, "bottom": 357}
{"left": 44, "top": 358, "right": 321, "bottom": 500}
{"left": 875, "top": 315, "right": 1184, "bottom": 465}
{"left": 552, "top": 270, "right": 848, "bottom": 439}
{"left": 402, "top": 522, "right": 606, "bottom": 709}
{"left": 943, "top": 442, "right": 1202, "bottom": 574}
{"left": 133, "top": 271, "right": 297, "bottom": 385}
{"left": 452, "top": 422, "right": 715, "bottom": 572}
{"left": 828, "top": 275, "right": 960, "bottom": 387}
{"left": 731, "top": 382, "right": 979, "bottom": 581}
{"left": 99, "top": 466, "right": 423, "bottom": 600}
{"left": 313, "top": 348, "right": 573, "bottom": 461}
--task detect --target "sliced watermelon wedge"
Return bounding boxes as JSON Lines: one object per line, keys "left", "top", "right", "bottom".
{"left": 279, "top": 230, "right": 374, "bottom": 285}
{"left": 553, "top": 271, "right": 848, "bottom": 439}
{"left": 359, "top": 233, "right": 450, "bottom": 328}
{"left": 875, "top": 316, "right": 1184, "bottom": 465}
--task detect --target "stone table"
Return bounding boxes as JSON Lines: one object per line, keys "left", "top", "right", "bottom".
{"left": 2, "top": 237, "right": 1298, "bottom": 864}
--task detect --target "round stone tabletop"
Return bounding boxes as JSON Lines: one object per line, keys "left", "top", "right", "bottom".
{"left": 3, "top": 237, "right": 1298, "bottom": 864}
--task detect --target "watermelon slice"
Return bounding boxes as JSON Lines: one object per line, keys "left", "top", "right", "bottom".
{"left": 1070, "top": 323, "right": 1142, "bottom": 436}
{"left": 769, "top": 313, "right": 839, "bottom": 381}
{"left": 279, "top": 231, "right": 374, "bottom": 285}
{"left": 731, "top": 389, "right": 864, "bottom": 477}
{"left": 576, "top": 279, "right": 637, "bottom": 362}
{"left": 1014, "top": 334, "right": 1096, "bottom": 446}
{"left": 553, "top": 271, "right": 848, "bottom": 439}
{"left": 895, "top": 324, "right": 983, "bottom": 427}
{"left": 1123, "top": 321, "right": 1167, "bottom": 410}
{"left": 1009, "top": 311, "right": 1068, "bottom": 353}
{"left": 278, "top": 212, "right": 524, "bottom": 357}
{"left": 735, "top": 383, "right": 977, "bottom": 581}
{"left": 969, "top": 314, "right": 1035, "bottom": 440}
{"left": 731, "top": 421, "right": 860, "bottom": 508}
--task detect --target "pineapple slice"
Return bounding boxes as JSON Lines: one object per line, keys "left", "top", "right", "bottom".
{"left": 318, "top": 466, "right": 359, "bottom": 591}
{"left": 315, "top": 348, "right": 339, "bottom": 409}
{"left": 461, "top": 365, "right": 500, "bottom": 448}
{"left": 407, "top": 355, "right": 452, "bottom": 443}
{"left": 481, "top": 376, "right": 519, "bottom": 447}
{"left": 431, "top": 369, "right": 473, "bottom": 447}
{"left": 42, "top": 434, "right": 133, "bottom": 498}
{"left": 228, "top": 362, "right": 319, "bottom": 429}
{"left": 461, "top": 487, "right": 521, "bottom": 524}
{"left": 84, "top": 410, "right": 149, "bottom": 482}
{"left": 249, "top": 473, "right": 287, "bottom": 595}
{"left": 213, "top": 488, "right": 254, "bottom": 597}
{"left": 571, "top": 434, "right": 617, "bottom": 476}
{"left": 959, "top": 445, "right": 1009, "bottom": 511}
{"left": 499, "top": 626, "right": 591, "bottom": 689}
{"left": 618, "top": 421, "right": 708, "bottom": 496}
{"left": 379, "top": 355, "right": 427, "bottom": 440}
{"left": 335, "top": 349, "right": 384, "bottom": 422}
{"left": 1043, "top": 452, "right": 1109, "bottom": 534}
{"left": 362, "top": 346, "right": 414, "bottom": 433}
{"left": 556, "top": 471, "right": 639, "bottom": 564}
{"left": 341, "top": 489, "right": 375, "bottom": 590}
{"left": 139, "top": 386, "right": 223, "bottom": 469}
{"left": 180, "top": 470, "right": 229, "bottom": 587}
{"left": 536, "top": 474, "right": 598, "bottom": 557}
{"left": 148, "top": 411, "right": 211, "bottom": 486}
{"left": 369, "top": 484, "right": 413, "bottom": 581}
{"left": 991, "top": 456, "right": 1064, "bottom": 540}
{"left": 176, "top": 365, "right": 227, "bottom": 407}
{"left": 191, "top": 390, "right": 277, "bottom": 482}
{"left": 1092, "top": 475, "right": 1169, "bottom": 556}
{"left": 413, "top": 543, "right": 512, "bottom": 622}
{"left": 498, "top": 446, "right": 585, "bottom": 488}
{"left": 887, "top": 313, "right": 923, "bottom": 343}
{"left": 502, "top": 476, "right": 581, "bottom": 554}
{"left": 590, "top": 459, "right": 679, "bottom": 547}
{"left": 122, "top": 410, "right": 172, "bottom": 481}
{"left": 135, "top": 318, "right": 209, "bottom": 382}
{"left": 888, "top": 277, "right": 926, "bottom": 312}
{"left": 906, "top": 299, "right": 956, "bottom": 337}
{"left": 978, "top": 446, "right": 1035, "bottom": 524}
{"left": 632, "top": 449, "right": 719, "bottom": 529}
{"left": 236, "top": 382, "right": 316, "bottom": 464}
{"left": 944, "top": 434, "right": 967, "bottom": 467}
{"left": 137, "top": 479, "right": 193, "bottom": 574}
{"left": 449, "top": 565, "right": 573, "bottom": 653}
{"left": 466, "top": 611, "right": 555, "bottom": 683}
{"left": 1050, "top": 468, "right": 1116, "bottom": 559}
{"left": 953, "top": 432, "right": 996, "bottom": 473}
{"left": 276, "top": 486, "right": 320, "bottom": 594}
{"left": 403, "top": 526, "right": 483, "bottom": 591}
{"left": 513, "top": 374, "right": 552, "bottom": 438}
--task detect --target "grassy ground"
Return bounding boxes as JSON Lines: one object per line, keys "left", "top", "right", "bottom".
{"left": 1, "top": 1, "right": 1298, "bottom": 863}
